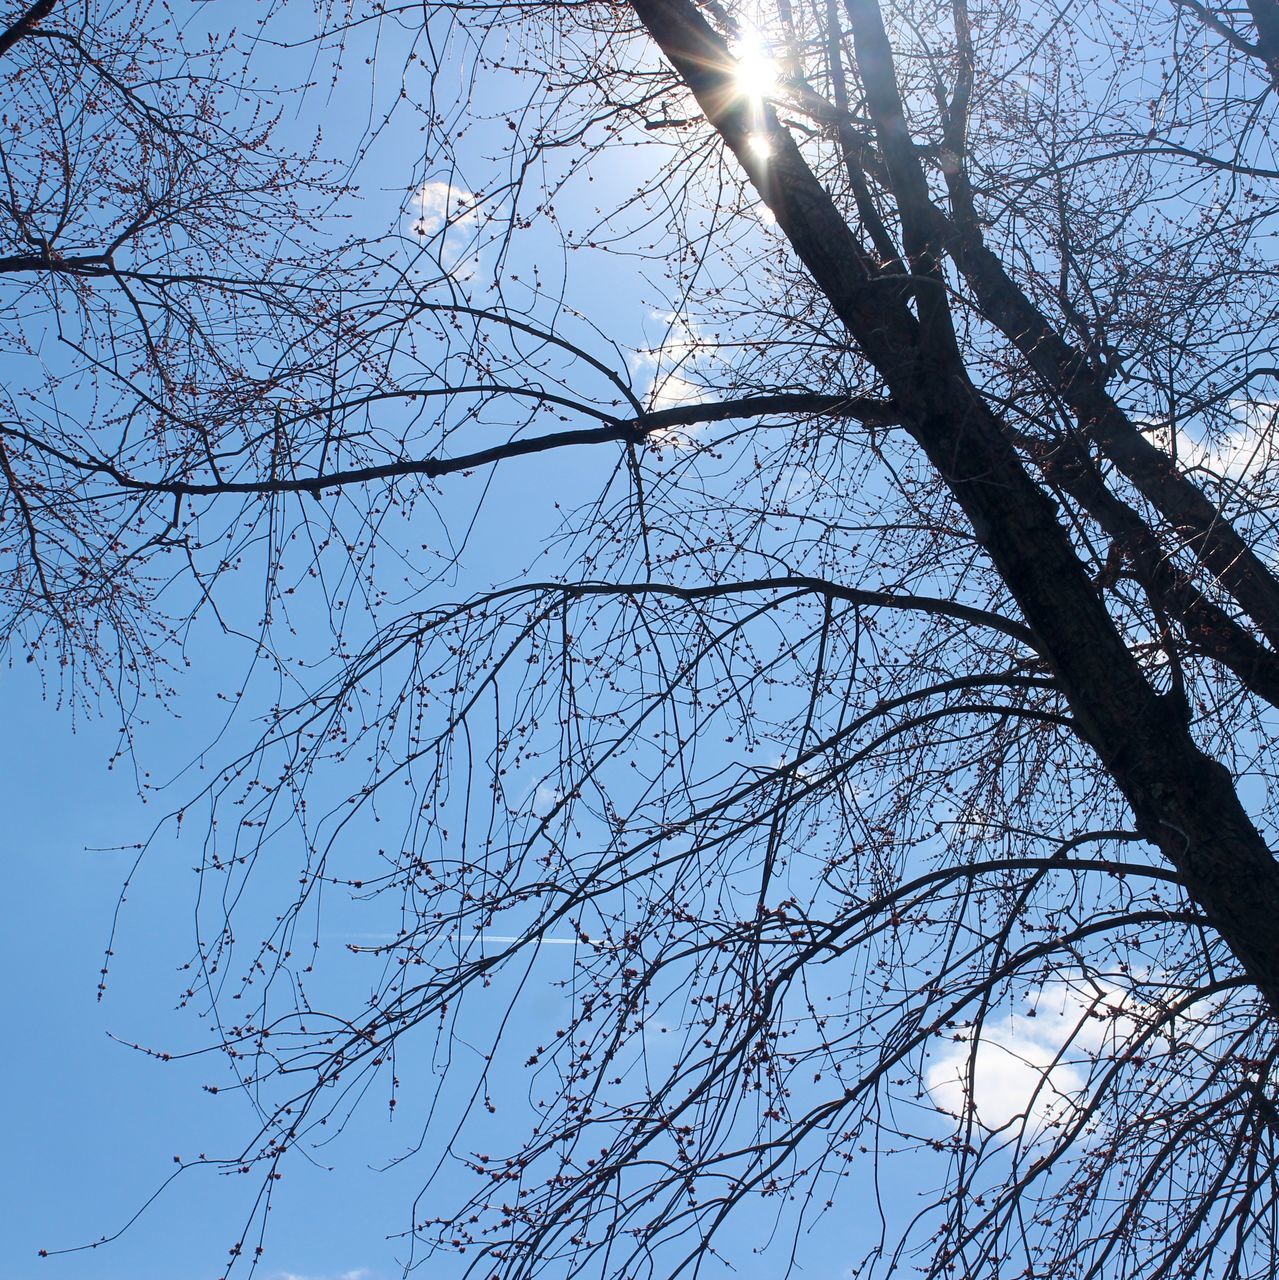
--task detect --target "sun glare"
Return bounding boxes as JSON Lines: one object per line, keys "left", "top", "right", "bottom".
{"left": 732, "top": 29, "right": 778, "bottom": 101}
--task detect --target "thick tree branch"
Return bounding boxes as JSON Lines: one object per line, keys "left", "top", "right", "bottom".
{"left": 629, "top": 0, "right": 1279, "bottom": 1016}
{"left": 494, "top": 576, "right": 1039, "bottom": 646}
{"left": 6, "top": 392, "right": 897, "bottom": 497}
{"left": 1170, "top": 0, "right": 1265, "bottom": 62}
{"left": 781, "top": 48, "right": 1279, "bottom": 652}
{"left": 936, "top": 166, "right": 1279, "bottom": 654}
{"left": 0, "top": 0, "right": 56, "bottom": 58}
{"left": 1247, "top": 0, "right": 1279, "bottom": 83}
{"left": 1021, "top": 429, "right": 1279, "bottom": 708}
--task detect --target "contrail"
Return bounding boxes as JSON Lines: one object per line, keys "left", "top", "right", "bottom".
{"left": 327, "top": 931, "right": 592, "bottom": 946}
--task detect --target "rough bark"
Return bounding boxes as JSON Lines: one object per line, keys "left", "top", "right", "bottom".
{"left": 786, "top": 47, "right": 1279, "bottom": 652}
{"left": 1248, "top": 0, "right": 1279, "bottom": 83}
{"left": 0, "top": 0, "right": 57, "bottom": 57}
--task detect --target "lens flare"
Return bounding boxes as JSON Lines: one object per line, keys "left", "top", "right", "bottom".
{"left": 732, "top": 29, "right": 778, "bottom": 102}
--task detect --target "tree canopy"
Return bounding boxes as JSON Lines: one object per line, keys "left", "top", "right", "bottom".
{"left": 10, "top": 0, "right": 1279, "bottom": 1276}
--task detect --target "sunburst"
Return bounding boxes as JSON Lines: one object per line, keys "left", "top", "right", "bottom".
{"left": 732, "top": 28, "right": 778, "bottom": 102}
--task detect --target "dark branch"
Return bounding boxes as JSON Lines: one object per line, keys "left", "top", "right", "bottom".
{"left": 0, "top": 0, "right": 57, "bottom": 58}
{"left": 15, "top": 392, "right": 897, "bottom": 497}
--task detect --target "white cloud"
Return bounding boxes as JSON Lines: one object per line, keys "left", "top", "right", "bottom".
{"left": 926, "top": 976, "right": 1143, "bottom": 1135}
{"left": 1160, "top": 404, "right": 1279, "bottom": 485}
{"left": 631, "top": 314, "right": 688, "bottom": 368}
{"left": 928, "top": 1014, "right": 1088, "bottom": 1132}
{"left": 409, "top": 179, "right": 478, "bottom": 238}
{"left": 631, "top": 311, "right": 717, "bottom": 445}
{"left": 531, "top": 784, "right": 562, "bottom": 817}
{"left": 767, "top": 750, "right": 814, "bottom": 780}
{"left": 405, "top": 180, "right": 486, "bottom": 283}
{"left": 649, "top": 372, "right": 702, "bottom": 414}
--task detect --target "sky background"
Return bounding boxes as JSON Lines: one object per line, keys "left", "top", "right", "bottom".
{"left": 0, "top": 625, "right": 895, "bottom": 1280}
{"left": 0, "top": 0, "right": 1157, "bottom": 1275}
{"left": 0, "top": 473, "right": 639, "bottom": 1280}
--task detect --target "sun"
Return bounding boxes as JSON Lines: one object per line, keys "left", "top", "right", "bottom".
{"left": 732, "top": 28, "right": 778, "bottom": 101}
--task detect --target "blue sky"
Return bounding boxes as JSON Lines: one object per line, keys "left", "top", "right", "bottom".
{"left": 1, "top": 632, "right": 418, "bottom": 1280}
{"left": 0, "top": 0, "right": 1186, "bottom": 1275}
{"left": 0, "top": 364, "right": 656, "bottom": 1277}
{"left": 0, "top": 660, "right": 893, "bottom": 1280}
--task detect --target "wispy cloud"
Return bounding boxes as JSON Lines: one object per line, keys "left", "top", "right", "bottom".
{"left": 405, "top": 179, "right": 486, "bottom": 283}
{"left": 409, "top": 179, "right": 478, "bottom": 238}
{"left": 530, "top": 782, "right": 563, "bottom": 817}
{"left": 1159, "top": 402, "right": 1279, "bottom": 485}
{"left": 630, "top": 311, "right": 720, "bottom": 443}
{"left": 270, "top": 1269, "right": 373, "bottom": 1280}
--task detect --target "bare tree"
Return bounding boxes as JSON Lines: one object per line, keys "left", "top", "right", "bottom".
{"left": 23, "top": 0, "right": 1279, "bottom": 1277}
{"left": 0, "top": 0, "right": 393, "bottom": 701}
